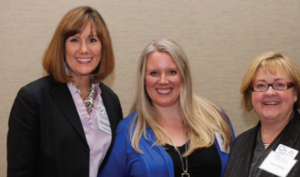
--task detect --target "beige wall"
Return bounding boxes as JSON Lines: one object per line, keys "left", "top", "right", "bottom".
{"left": 1, "top": 0, "right": 300, "bottom": 175}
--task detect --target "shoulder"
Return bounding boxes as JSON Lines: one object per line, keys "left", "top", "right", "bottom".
{"left": 99, "top": 82, "right": 118, "bottom": 97}
{"left": 237, "top": 126, "right": 256, "bottom": 138}
{"left": 16, "top": 76, "right": 61, "bottom": 98}
{"left": 99, "top": 82, "right": 122, "bottom": 107}
{"left": 116, "top": 111, "right": 137, "bottom": 134}
{"left": 233, "top": 126, "right": 257, "bottom": 145}
{"left": 22, "top": 76, "right": 60, "bottom": 92}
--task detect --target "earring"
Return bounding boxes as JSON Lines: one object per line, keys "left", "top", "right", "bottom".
{"left": 65, "top": 62, "right": 69, "bottom": 75}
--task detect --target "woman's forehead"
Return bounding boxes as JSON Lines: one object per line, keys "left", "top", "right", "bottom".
{"left": 257, "top": 64, "right": 287, "bottom": 75}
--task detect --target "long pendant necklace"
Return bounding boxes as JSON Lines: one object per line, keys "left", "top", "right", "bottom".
{"left": 169, "top": 124, "right": 190, "bottom": 177}
{"left": 76, "top": 82, "right": 96, "bottom": 114}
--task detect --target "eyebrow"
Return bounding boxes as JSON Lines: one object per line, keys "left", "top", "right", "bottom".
{"left": 88, "top": 32, "right": 97, "bottom": 38}
{"left": 254, "top": 78, "right": 285, "bottom": 82}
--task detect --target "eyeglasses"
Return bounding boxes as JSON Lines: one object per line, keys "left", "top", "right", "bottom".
{"left": 250, "top": 82, "right": 294, "bottom": 92}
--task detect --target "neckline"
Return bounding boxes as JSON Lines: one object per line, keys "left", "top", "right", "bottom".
{"left": 165, "top": 142, "right": 189, "bottom": 148}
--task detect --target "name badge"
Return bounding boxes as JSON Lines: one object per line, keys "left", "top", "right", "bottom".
{"left": 215, "top": 132, "right": 229, "bottom": 153}
{"left": 96, "top": 106, "right": 111, "bottom": 135}
{"left": 275, "top": 144, "right": 299, "bottom": 159}
{"left": 259, "top": 151, "right": 297, "bottom": 177}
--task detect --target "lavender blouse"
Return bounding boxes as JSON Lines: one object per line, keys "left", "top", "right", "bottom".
{"left": 68, "top": 83, "right": 111, "bottom": 177}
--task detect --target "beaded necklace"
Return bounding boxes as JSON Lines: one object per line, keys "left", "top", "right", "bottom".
{"left": 75, "top": 82, "right": 96, "bottom": 114}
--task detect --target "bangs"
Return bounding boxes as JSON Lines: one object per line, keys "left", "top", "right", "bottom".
{"left": 259, "top": 57, "right": 288, "bottom": 76}
{"left": 64, "top": 14, "right": 102, "bottom": 40}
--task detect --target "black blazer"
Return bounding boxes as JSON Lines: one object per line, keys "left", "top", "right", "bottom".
{"left": 7, "top": 76, "right": 123, "bottom": 177}
{"left": 224, "top": 108, "right": 300, "bottom": 177}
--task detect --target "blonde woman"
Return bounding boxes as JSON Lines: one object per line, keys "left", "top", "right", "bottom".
{"left": 224, "top": 52, "right": 300, "bottom": 177}
{"left": 99, "top": 38, "right": 234, "bottom": 177}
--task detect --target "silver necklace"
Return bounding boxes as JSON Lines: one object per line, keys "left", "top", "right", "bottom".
{"left": 169, "top": 124, "right": 190, "bottom": 177}
{"left": 76, "top": 82, "right": 96, "bottom": 114}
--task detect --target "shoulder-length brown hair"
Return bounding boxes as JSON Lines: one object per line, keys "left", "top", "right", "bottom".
{"left": 42, "top": 6, "right": 114, "bottom": 83}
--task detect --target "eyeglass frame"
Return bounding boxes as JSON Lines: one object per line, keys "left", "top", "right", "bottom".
{"left": 250, "top": 82, "right": 294, "bottom": 92}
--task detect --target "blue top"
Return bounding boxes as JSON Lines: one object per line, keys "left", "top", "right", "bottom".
{"left": 99, "top": 111, "right": 235, "bottom": 177}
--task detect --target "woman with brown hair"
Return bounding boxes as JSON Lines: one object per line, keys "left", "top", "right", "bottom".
{"left": 7, "top": 6, "right": 123, "bottom": 177}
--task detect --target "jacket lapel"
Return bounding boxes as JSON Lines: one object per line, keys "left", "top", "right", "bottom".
{"left": 259, "top": 109, "right": 300, "bottom": 177}
{"left": 238, "top": 125, "right": 259, "bottom": 177}
{"left": 275, "top": 109, "right": 300, "bottom": 148}
{"left": 51, "top": 82, "right": 87, "bottom": 144}
{"left": 100, "top": 83, "right": 117, "bottom": 138}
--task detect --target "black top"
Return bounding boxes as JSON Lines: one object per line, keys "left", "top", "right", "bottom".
{"left": 164, "top": 143, "right": 221, "bottom": 177}
{"left": 223, "top": 108, "right": 300, "bottom": 177}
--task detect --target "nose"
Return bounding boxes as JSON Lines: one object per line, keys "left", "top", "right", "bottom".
{"left": 264, "top": 85, "right": 276, "bottom": 95}
{"left": 158, "top": 74, "right": 169, "bottom": 84}
{"left": 80, "top": 41, "right": 88, "bottom": 54}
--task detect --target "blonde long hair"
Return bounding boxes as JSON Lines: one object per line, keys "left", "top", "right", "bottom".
{"left": 129, "top": 38, "right": 233, "bottom": 156}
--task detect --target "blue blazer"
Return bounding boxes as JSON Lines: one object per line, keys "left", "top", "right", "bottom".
{"left": 99, "top": 111, "right": 235, "bottom": 177}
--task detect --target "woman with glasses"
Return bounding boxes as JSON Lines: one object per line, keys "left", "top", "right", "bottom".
{"left": 224, "top": 52, "right": 300, "bottom": 177}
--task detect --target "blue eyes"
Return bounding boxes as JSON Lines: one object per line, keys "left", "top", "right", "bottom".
{"left": 277, "top": 83, "right": 286, "bottom": 87}
{"left": 255, "top": 82, "right": 287, "bottom": 89}
{"left": 149, "top": 70, "right": 177, "bottom": 76}
{"left": 256, "top": 84, "right": 266, "bottom": 88}
{"left": 250, "top": 82, "right": 294, "bottom": 92}
{"left": 150, "top": 72, "right": 158, "bottom": 76}
{"left": 169, "top": 70, "right": 177, "bottom": 74}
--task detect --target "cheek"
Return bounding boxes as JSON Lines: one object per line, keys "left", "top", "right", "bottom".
{"left": 145, "top": 77, "right": 157, "bottom": 87}
{"left": 172, "top": 76, "right": 182, "bottom": 87}
{"left": 65, "top": 43, "right": 75, "bottom": 55}
{"left": 91, "top": 46, "right": 102, "bottom": 56}
{"left": 251, "top": 93, "right": 261, "bottom": 107}
{"left": 277, "top": 90, "right": 294, "bottom": 102}
{"left": 144, "top": 79, "right": 156, "bottom": 101}
{"left": 145, "top": 78, "right": 155, "bottom": 91}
